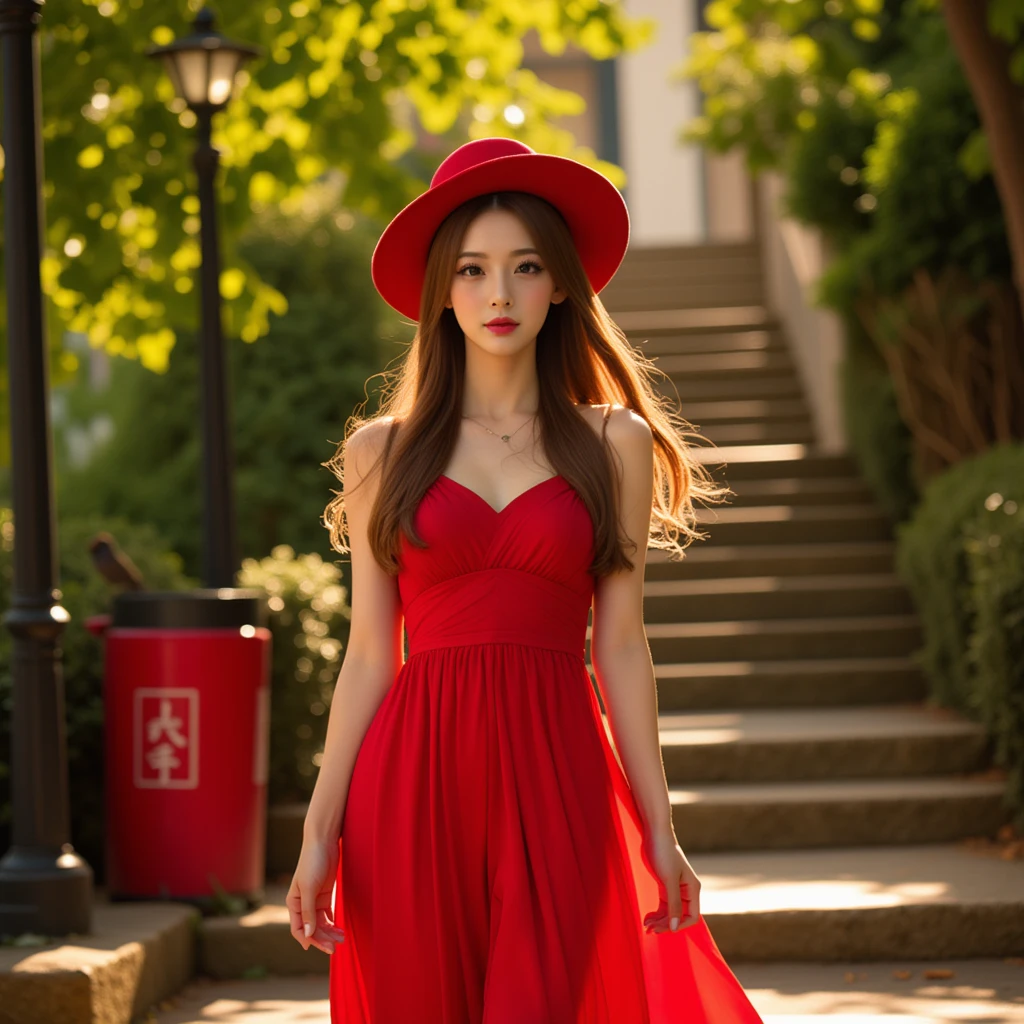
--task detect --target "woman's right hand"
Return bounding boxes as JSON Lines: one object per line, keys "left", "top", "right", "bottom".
{"left": 286, "top": 836, "right": 347, "bottom": 954}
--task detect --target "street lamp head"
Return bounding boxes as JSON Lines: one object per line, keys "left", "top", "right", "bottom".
{"left": 145, "top": 6, "right": 261, "bottom": 112}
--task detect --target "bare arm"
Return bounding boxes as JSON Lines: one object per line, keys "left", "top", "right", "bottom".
{"left": 590, "top": 408, "right": 674, "bottom": 840}
{"left": 303, "top": 419, "right": 405, "bottom": 843}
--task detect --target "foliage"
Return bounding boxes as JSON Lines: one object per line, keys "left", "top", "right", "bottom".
{"left": 0, "top": 0, "right": 652, "bottom": 423}
{"left": 0, "top": 508, "right": 197, "bottom": 882}
{"left": 816, "top": 15, "right": 1013, "bottom": 309}
{"left": 781, "top": 84, "right": 879, "bottom": 243}
{"left": 963, "top": 493, "right": 1024, "bottom": 830}
{"left": 894, "top": 441, "right": 1024, "bottom": 712}
{"left": 56, "top": 191, "right": 401, "bottom": 579}
{"left": 837, "top": 314, "right": 916, "bottom": 522}
{"left": 237, "top": 545, "right": 352, "bottom": 803}
{"left": 679, "top": 0, "right": 1019, "bottom": 518}
{"left": 678, "top": 0, "right": 907, "bottom": 172}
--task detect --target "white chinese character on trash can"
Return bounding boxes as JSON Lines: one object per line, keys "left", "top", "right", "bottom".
{"left": 134, "top": 688, "right": 199, "bottom": 789}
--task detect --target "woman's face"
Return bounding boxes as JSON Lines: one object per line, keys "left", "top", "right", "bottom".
{"left": 446, "top": 207, "right": 566, "bottom": 353}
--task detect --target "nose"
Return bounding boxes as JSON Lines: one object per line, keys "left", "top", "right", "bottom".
{"left": 490, "top": 267, "right": 513, "bottom": 309}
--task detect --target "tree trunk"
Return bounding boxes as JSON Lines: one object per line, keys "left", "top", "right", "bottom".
{"left": 942, "top": 0, "right": 1024, "bottom": 318}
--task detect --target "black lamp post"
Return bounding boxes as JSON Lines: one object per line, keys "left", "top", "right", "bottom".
{"left": 0, "top": 0, "right": 93, "bottom": 936}
{"left": 146, "top": 7, "right": 260, "bottom": 588}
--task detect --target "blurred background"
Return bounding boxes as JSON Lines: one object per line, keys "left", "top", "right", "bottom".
{"left": 1, "top": 1, "right": 1023, "bottom": 1017}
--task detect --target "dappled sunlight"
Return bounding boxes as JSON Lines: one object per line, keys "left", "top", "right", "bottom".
{"left": 688, "top": 443, "right": 809, "bottom": 464}
{"left": 661, "top": 724, "right": 744, "bottom": 744}
{"left": 701, "top": 875, "right": 950, "bottom": 913}
{"left": 153, "top": 976, "right": 329, "bottom": 1023}
{"left": 738, "top": 958, "right": 1024, "bottom": 1022}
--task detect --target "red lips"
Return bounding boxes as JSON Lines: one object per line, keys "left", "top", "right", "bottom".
{"left": 485, "top": 317, "right": 518, "bottom": 326}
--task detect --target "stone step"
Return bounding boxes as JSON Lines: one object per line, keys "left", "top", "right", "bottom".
{"left": 0, "top": 897, "right": 198, "bottom": 1024}
{"left": 677, "top": 397, "right": 811, "bottom": 424}
{"left": 646, "top": 540, "right": 897, "bottom": 580}
{"left": 613, "top": 246, "right": 762, "bottom": 276}
{"left": 695, "top": 840, "right": 1024, "bottom": 961}
{"left": 243, "top": 842, "right": 1024, "bottom": 980}
{"left": 693, "top": 445, "right": 863, "bottom": 479}
{"left": 699, "top": 420, "right": 817, "bottom": 445}
{"left": 629, "top": 328, "right": 787, "bottom": 357}
{"left": 615, "top": 241, "right": 761, "bottom": 266}
{"left": 663, "top": 372, "right": 805, "bottom": 401}
{"left": 604, "top": 282, "right": 766, "bottom": 310}
{"left": 651, "top": 655, "right": 927, "bottom": 709}
{"left": 655, "top": 350, "right": 796, "bottom": 378}
{"left": 725, "top": 476, "right": 875, "bottom": 506}
{"left": 613, "top": 305, "right": 775, "bottom": 333}
{"left": 630, "top": 329, "right": 782, "bottom": 358}
{"left": 693, "top": 503, "right": 893, "bottom": 546}
{"left": 643, "top": 573, "right": 914, "bottom": 622}
{"left": 734, "top": 957, "right": 1024, "bottom": 1019}
{"left": 159, "top": 957, "right": 1024, "bottom": 1022}
{"left": 653, "top": 704, "right": 990, "bottom": 783}
{"left": 668, "top": 775, "right": 1010, "bottom": 852}
{"left": 630, "top": 613, "right": 922, "bottom": 661}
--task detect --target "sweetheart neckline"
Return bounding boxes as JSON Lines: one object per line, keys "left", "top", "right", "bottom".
{"left": 437, "top": 473, "right": 566, "bottom": 515}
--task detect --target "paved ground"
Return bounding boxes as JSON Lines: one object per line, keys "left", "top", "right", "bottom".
{"left": 149, "top": 957, "right": 1024, "bottom": 1023}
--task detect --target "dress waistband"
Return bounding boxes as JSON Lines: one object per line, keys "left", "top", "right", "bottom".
{"left": 403, "top": 567, "right": 591, "bottom": 658}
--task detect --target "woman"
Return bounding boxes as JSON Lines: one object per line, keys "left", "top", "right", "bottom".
{"left": 288, "top": 137, "right": 764, "bottom": 1023}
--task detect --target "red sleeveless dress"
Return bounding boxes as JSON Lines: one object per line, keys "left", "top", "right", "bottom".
{"left": 329, "top": 472, "right": 764, "bottom": 1023}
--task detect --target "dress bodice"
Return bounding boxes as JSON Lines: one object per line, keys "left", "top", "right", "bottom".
{"left": 397, "top": 474, "right": 596, "bottom": 659}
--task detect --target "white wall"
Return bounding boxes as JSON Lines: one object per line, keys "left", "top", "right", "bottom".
{"left": 616, "top": 0, "right": 704, "bottom": 245}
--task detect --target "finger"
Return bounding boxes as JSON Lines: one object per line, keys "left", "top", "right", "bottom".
{"left": 299, "top": 888, "right": 319, "bottom": 950}
{"left": 678, "top": 885, "right": 701, "bottom": 930}
{"left": 317, "top": 908, "right": 346, "bottom": 942}
{"left": 286, "top": 881, "right": 308, "bottom": 945}
{"left": 307, "top": 935, "right": 337, "bottom": 955}
{"left": 644, "top": 899, "right": 670, "bottom": 934}
{"left": 667, "top": 881, "right": 685, "bottom": 932}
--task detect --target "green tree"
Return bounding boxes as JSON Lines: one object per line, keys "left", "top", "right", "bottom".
{"left": 58, "top": 183, "right": 404, "bottom": 577}
{"left": 0, "top": 0, "right": 652, "bottom": 459}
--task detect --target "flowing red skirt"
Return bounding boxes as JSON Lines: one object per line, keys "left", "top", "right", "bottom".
{"left": 329, "top": 642, "right": 764, "bottom": 1023}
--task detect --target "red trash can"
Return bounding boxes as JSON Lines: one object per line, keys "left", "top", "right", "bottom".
{"left": 88, "top": 589, "right": 272, "bottom": 906}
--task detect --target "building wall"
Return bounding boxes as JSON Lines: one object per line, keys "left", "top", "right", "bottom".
{"left": 524, "top": 1, "right": 754, "bottom": 247}
{"left": 614, "top": 0, "right": 705, "bottom": 244}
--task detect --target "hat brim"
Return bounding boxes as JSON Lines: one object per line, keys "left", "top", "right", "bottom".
{"left": 371, "top": 152, "right": 629, "bottom": 322}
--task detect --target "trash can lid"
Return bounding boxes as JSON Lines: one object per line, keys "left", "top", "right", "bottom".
{"left": 112, "top": 589, "right": 268, "bottom": 630}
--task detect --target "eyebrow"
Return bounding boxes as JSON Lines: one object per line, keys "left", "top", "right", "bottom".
{"left": 457, "top": 248, "right": 540, "bottom": 258}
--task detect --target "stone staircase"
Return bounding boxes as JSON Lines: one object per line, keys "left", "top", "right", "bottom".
{"left": 207, "top": 242, "right": 1024, "bottom": 978}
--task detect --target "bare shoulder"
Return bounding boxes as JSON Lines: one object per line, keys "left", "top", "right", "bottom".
{"left": 344, "top": 416, "right": 399, "bottom": 495}
{"left": 576, "top": 402, "right": 653, "bottom": 470}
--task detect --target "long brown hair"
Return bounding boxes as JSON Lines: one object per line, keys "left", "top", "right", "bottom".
{"left": 322, "top": 190, "right": 733, "bottom": 577}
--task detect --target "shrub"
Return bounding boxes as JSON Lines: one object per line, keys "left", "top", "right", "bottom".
{"left": 838, "top": 314, "right": 916, "bottom": 523}
{"left": 237, "top": 545, "right": 352, "bottom": 804}
{"left": 963, "top": 495, "right": 1024, "bottom": 830}
{"left": 895, "top": 443, "right": 1024, "bottom": 711}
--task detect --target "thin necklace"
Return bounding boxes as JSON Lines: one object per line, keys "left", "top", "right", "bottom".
{"left": 462, "top": 412, "right": 536, "bottom": 445}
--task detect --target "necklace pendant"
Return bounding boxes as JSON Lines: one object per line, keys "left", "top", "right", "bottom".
{"left": 500, "top": 434, "right": 511, "bottom": 442}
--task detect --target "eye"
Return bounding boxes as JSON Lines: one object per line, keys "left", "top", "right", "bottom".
{"left": 456, "top": 260, "right": 545, "bottom": 277}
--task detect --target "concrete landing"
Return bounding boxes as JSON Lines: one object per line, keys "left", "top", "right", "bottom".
{"left": 149, "top": 959, "right": 1024, "bottom": 1022}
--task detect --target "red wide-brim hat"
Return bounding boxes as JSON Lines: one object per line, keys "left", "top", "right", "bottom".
{"left": 371, "top": 137, "right": 630, "bottom": 322}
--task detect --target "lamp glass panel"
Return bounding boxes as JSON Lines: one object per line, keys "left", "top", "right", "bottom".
{"left": 208, "top": 50, "right": 243, "bottom": 106}
{"left": 174, "top": 50, "right": 212, "bottom": 107}
{"left": 160, "top": 55, "right": 185, "bottom": 102}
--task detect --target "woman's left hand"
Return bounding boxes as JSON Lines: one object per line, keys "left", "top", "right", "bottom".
{"left": 640, "top": 826, "right": 702, "bottom": 934}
